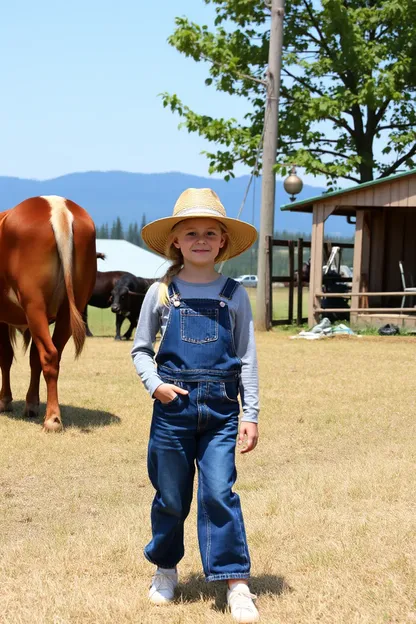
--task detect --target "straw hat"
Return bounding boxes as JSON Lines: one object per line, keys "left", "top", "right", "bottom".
{"left": 141, "top": 188, "right": 257, "bottom": 259}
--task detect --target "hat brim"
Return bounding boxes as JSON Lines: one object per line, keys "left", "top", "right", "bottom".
{"left": 141, "top": 215, "right": 257, "bottom": 260}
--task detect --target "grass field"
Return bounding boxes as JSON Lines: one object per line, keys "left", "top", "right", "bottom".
{"left": 248, "top": 287, "right": 309, "bottom": 322}
{"left": 1, "top": 324, "right": 415, "bottom": 623}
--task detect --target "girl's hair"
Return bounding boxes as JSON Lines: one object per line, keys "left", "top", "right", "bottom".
{"left": 158, "top": 220, "right": 230, "bottom": 305}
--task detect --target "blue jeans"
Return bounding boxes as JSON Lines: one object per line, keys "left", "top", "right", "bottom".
{"left": 145, "top": 378, "right": 251, "bottom": 582}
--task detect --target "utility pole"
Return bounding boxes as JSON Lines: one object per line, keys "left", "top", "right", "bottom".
{"left": 255, "top": 0, "right": 286, "bottom": 330}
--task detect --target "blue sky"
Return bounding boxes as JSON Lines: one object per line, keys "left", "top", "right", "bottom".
{"left": 0, "top": 0, "right": 327, "bottom": 186}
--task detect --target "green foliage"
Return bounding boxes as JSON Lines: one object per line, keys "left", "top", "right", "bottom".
{"left": 162, "top": 0, "right": 416, "bottom": 187}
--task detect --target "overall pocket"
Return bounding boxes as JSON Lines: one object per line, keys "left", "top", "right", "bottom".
{"left": 180, "top": 308, "right": 219, "bottom": 344}
{"left": 155, "top": 379, "right": 184, "bottom": 410}
{"left": 205, "top": 381, "right": 240, "bottom": 419}
{"left": 158, "top": 394, "right": 180, "bottom": 408}
{"left": 221, "top": 381, "right": 239, "bottom": 403}
{"left": 154, "top": 393, "right": 188, "bottom": 418}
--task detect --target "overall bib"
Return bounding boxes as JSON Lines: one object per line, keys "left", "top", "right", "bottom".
{"left": 145, "top": 278, "right": 251, "bottom": 582}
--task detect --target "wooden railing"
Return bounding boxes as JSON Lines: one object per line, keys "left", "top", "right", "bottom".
{"left": 315, "top": 291, "right": 416, "bottom": 314}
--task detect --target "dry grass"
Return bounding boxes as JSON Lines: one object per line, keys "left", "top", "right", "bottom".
{"left": 1, "top": 332, "right": 416, "bottom": 623}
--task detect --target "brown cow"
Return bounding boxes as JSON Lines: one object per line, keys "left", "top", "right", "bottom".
{"left": 0, "top": 195, "right": 96, "bottom": 432}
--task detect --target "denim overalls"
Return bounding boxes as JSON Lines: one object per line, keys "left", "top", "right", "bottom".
{"left": 145, "top": 277, "right": 251, "bottom": 582}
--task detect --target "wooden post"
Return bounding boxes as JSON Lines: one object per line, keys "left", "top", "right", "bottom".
{"left": 297, "top": 237, "right": 304, "bottom": 325}
{"left": 369, "top": 210, "right": 386, "bottom": 306}
{"left": 360, "top": 211, "right": 371, "bottom": 309}
{"left": 288, "top": 240, "right": 295, "bottom": 324}
{"left": 266, "top": 235, "right": 273, "bottom": 329}
{"left": 255, "top": 0, "right": 286, "bottom": 331}
{"left": 308, "top": 205, "right": 325, "bottom": 326}
{"left": 351, "top": 210, "right": 364, "bottom": 326}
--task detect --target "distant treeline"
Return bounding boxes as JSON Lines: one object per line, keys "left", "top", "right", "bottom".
{"left": 95, "top": 217, "right": 354, "bottom": 278}
{"left": 96, "top": 215, "right": 147, "bottom": 247}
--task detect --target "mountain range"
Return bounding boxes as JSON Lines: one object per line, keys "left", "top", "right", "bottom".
{"left": 0, "top": 171, "right": 355, "bottom": 237}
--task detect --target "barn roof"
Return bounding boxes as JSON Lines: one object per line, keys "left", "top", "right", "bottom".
{"left": 95, "top": 239, "right": 169, "bottom": 278}
{"left": 281, "top": 167, "right": 416, "bottom": 214}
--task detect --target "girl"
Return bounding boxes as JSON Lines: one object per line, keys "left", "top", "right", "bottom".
{"left": 131, "top": 188, "right": 260, "bottom": 623}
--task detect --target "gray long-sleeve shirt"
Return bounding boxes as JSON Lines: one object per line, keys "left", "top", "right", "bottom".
{"left": 131, "top": 274, "right": 259, "bottom": 423}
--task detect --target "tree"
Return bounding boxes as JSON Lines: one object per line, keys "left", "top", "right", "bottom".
{"left": 111, "top": 217, "right": 124, "bottom": 240}
{"left": 96, "top": 223, "right": 109, "bottom": 239}
{"left": 133, "top": 223, "right": 141, "bottom": 247}
{"left": 138, "top": 214, "right": 147, "bottom": 247}
{"left": 162, "top": 0, "right": 416, "bottom": 187}
{"left": 126, "top": 223, "right": 135, "bottom": 243}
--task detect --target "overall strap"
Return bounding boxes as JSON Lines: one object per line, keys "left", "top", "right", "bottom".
{"left": 220, "top": 277, "right": 240, "bottom": 301}
{"left": 168, "top": 280, "right": 181, "bottom": 299}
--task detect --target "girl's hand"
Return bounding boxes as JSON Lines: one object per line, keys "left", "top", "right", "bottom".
{"left": 153, "top": 383, "right": 189, "bottom": 404}
{"left": 237, "top": 422, "right": 259, "bottom": 454}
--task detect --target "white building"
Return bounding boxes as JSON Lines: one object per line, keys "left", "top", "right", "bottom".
{"left": 95, "top": 239, "right": 170, "bottom": 278}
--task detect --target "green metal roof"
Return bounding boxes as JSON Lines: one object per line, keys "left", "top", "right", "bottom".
{"left": 281, "top": 167, "right": 416, "bottom": 212}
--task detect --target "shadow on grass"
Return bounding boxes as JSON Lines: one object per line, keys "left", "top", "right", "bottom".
{"left": 2, "top": 400, "right": 120, "bottom": 430}
{"left": 177, "top": 573, "right": 291, "bottom": 612}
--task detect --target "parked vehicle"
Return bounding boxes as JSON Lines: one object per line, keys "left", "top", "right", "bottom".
{"left": 235, "top": 274, "right": 258, "bottom": 287}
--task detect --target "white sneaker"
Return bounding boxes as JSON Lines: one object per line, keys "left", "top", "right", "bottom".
{"left": 227, "top": 583, "right": 259, "bottom": 623}
{"left": 148, "top": 567, "right": 178, "bottom": 604}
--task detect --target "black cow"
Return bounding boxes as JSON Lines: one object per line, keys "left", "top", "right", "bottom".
{"left": 110, "top": 276, "right": 156, "bottom": 340}
{"left": 83, "top": 270, "right": 133, "bottom": 338}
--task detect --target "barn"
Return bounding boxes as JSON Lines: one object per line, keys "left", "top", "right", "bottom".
{"left": 95, "top": 239, "right": 169, "bottom": 278}
{"left": 281, "top": 168, "right": 416, "bottom": 329}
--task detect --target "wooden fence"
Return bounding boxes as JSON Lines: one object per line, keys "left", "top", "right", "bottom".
{"left": 266, "top": 236, "right": 354, "bottom": 327}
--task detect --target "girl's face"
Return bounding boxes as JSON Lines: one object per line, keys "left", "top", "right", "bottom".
{"left": 173, "top": 218, "right": 226, "bottom": 266}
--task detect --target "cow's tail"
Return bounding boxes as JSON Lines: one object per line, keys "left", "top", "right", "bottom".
{"left": 9, "top": 326, "right": 31, "bottom": 357}
{"left": 46, "top": 196, "right": 85, "bottom": 358}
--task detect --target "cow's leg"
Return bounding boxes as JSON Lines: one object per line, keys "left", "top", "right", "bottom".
{"left": 24, "top": 340, "right": 42, "bottom": 418}
{"left": 122, "top": 317, "right": 133, "bottom": 340}
{"left": 44, "top": 307, "right": 73, "bottom": 429}
{"left": 122, "top": 317, "right": 137, "bottom": 340}
{"left": 115, "top": 314, "right": 124, "bottom": 340}
{"left": 23, "top": 300, "right": 63, "bottom": 432}
{"left": 0, "top": 323, "right": 13, "bottom": 412}
{"left": 122, "top": 324, "right": 133, "bottom": 340}
{"left": 83, "top": 306, "right": 93, "bottom": 337}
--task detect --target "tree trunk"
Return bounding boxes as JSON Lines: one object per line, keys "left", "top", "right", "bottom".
{"left": 359, "top": 159, "right": 374, "bottom": 183}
